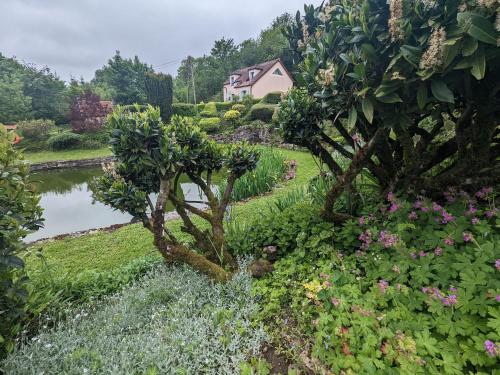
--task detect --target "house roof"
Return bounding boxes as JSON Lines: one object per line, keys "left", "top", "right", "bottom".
{"left": 224, "top": 58, "right": 286, "bottom": 88}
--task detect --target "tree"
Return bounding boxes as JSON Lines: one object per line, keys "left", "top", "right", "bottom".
{"left": 144, "top": 72, "right": 173, "bottom": 122}
{"left": 0, "top": 75, "right": 31, "bottom": 123}
{"left": 93, "top": 51, "right": 153, "bottom": 105}
{"left": 0, "top": 127, "right": 43, "bottom": 357}
{"left": 92, "top": 106, "right": 259, "bottom": 281}
{"left": 279, "top": 0, "right": 500, "bottom": 222}
{"left": 70, "top": 90, "right": 112, "bottom": 133}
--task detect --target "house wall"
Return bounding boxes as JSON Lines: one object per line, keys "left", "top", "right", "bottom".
{"left": 250, "top": 62, "right": 293, "bottom": 99}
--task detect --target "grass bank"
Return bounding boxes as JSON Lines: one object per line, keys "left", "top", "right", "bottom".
{"left": 25, "top": 149, "right": 318, "bottom": 280}
{"left": 24, "top": 147, "right": 112, "bottom": 164}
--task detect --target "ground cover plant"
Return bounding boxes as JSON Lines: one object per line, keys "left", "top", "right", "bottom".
{"left": 3, "top": 263, "right": 267, "bottom": 374}
{"left": 249, "top": 188, "right": 499, "bottom": 373}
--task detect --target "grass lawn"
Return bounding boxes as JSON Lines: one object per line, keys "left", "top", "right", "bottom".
{"left": 24, "top": 147, "right": 112, "bottom": 164}
{"left": 25, "top": 149, "right": 319, "bottom": 279}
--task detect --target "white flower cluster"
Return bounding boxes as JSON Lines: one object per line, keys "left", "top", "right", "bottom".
{"left": 420, "top": 27, "right": 447, "bottom": 70}
{"left": 389, "top": 0, "right": 405, "bottom": 41}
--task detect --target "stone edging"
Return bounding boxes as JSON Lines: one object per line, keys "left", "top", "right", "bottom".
{"left": 30, "top": 156, "right": 115, "bottom": 171}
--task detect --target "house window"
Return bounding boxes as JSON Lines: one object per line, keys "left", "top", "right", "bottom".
{"left": 230, "top": 76, "right": 235, "bottom": 85}
{"left": 250, "top": 71, "right": 255, "bottom": 80}
{"left": 273, "top": 68, "right": 283, "bottom": 76}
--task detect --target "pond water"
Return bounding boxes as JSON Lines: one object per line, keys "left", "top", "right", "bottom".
{"left": 25, "top": 167, "right": 219, "bottom": 242}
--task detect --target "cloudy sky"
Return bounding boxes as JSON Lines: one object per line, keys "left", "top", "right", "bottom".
{"left": 0, "top": 0, "right": 316, "bottom": 82}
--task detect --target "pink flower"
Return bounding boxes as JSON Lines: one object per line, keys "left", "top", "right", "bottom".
{"left": 495, "top": 259, "right": 500, "bottom": 271}
{"left": 434, "top": 247, "right": 443, "bottom": 256}
{"left": 408, "top": 211, "right": 418, "bottom": 220}
{"left": 419, "top": 251, "right": 427, "bottom": 257}
{"left": 389, "top": 203, "right": 399, "bottom": 213}
{"left": 465, "top": 204, "right": 477, "bottom": 216}
{"left": 471, "top": 217, "right": 479, "bottom": 225}
{"left": 387, "top": 191, "right": 395, "bottom": 202}
{"left": 378, "top": 231, "right": 399, "bottom": 249}
{"left": 432, "top": 202, "right": 442, "bottom": 212}
{"left": 410, "top": 252, "right": 417, "bottom": 259}
{"left": 485, "top": 208, "right": 498, "bottom": 218}
{"left": 449, "top": 287, "right": 457, "bottom": 292}
{"left": 476, "top": 187, "right": 493, "bottom": 200}
{"left": 359, "top": 216, "right": 366, "bottom": 225}
{"left": 359, "top": 230, "right": 372, "bottom": 250}
{"left": 444, "top": 237, "right": 454, "bottom": 246}
{"left": 378, "top": 280, "right": 389, "bottom": 294}
{"left": 444, "top": 190, "right": 456, "bottom": 203}
{"left": 441, "top": 210, "right": 455, "bottom": 224}
{"left": 484, "top": 340, "right": 498, "bottom": 357}
{"left": 331, "top": 297, "right": 340, "bottom": 307}
{"left": 413, "top": 200, "right": 423, "bottom": 209}
{"left": 495, "top": 295, "right": 500, "bottom": 302}
{"left": 463, "top": 232, "right": 473, "bottom": 242}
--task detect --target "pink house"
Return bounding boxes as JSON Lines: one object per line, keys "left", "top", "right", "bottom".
{"left": 223, "top": 59, "right": 293, "bottom": 102}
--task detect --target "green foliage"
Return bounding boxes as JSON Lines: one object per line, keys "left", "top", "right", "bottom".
{"left": 281, "top": 0, "right": 500, "bottom": 195}
{"left": 0, "top": 128, "right": 43, "bottom": 358}
{"left": 200, "top": 102, "right": 218, "bottom": 117}
{"left": 231, "top": 104, "right": 246, "bottom": 113}
{"left": 223, "top": 109, "right": 241, "bottom": 123}
{"left": 260, "top": 92, "right": 282, "bottom": 105}
{"left": 144, "top": 72, "right": 173, "bottom": 123}
{"left": 172, "top": 103, "right": 197, "bottom": 117}
{"left": 220, "top": 148, "right": 287, "bottom": 203}
{"left": 92, "top": 51, "right": 153, "bottom": 105}
{"left": 16, "top": 119, "right": 55, "bottom": 141}
{"left": 199, "top": 117, "right": 221, "bottom": 133}
{"left": 215, "top": 101, "right": 235, "bottom": 112}
{"left": 0, "top": 75, "right": 31, "bottom": 123}
{"left": 246, "top": 104, "right": 276, "bottom": 122}
{"left": 4, "top": 263, "right": 267, "bottom": 374}
{"left": 253, "top": 192, "right": 500, "bottom": 373}
{"left": 47, "top": 133, "right": 82, "bottom": 151}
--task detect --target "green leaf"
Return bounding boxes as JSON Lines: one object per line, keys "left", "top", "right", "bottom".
{"left": 417, "top": 83, "right": 427, "bottom": 110}
{"left": 377, "top": 93, "right": 403, "bottom": 103}
{"left": 361, "top": 97, "right": 374, "bottom": 124}
{"left": 431, "top": 80, "right": 454, "bottom": 103}
{"left": 462, "top": 37, "right": 478, "bottom": 56}
{"left": 348, "top": 106, "right": 358, "bottom": 128}
{"left": 458, "top": 12, "right": 498, "bottom": 46}
{"left": 470, "top": 46, "right": 486, "bottom": 80}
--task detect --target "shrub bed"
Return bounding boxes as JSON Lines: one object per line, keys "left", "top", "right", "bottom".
{"left": 199, "top": 102, "right": 217, "bottom": 117}
{"left": 198, "top": 117, "right": 221, "bottom": 133}
{"left": 16, "top": 119, "right": 55, "bottom": 141}
{"left": 47, "top": 133, "right": 81, "bottom": 150}
{"left": 172, "top": 103, "right": 197, "bottom": 117}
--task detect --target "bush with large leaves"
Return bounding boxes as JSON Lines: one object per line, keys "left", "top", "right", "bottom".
{"left": 280, "top": 0, "right": 500, "bottom": 221}
{"left": 91, "top": 106, "right": 259, "bottom": 282}
{"left": 0, "top": 128, "right": 43, "bottom": 358}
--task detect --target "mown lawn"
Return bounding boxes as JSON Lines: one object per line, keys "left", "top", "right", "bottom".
{"left": 24, "top": 147, "right": 112, "bottom": 164}
{"left": 25, "top": 149, "right": 318, "bottom": 279}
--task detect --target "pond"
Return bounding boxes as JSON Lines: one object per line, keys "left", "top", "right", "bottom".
{"left": 26, "top": 167, "right": 220, "bottom": 242}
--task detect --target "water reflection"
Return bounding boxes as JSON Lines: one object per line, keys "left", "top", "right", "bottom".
{"left": 26, "top": 167, "right": 219, "bottom": 242}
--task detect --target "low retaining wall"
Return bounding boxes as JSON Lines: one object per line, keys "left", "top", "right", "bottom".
{"left": 30, "top": 156, "right": 114, "bottom": 171}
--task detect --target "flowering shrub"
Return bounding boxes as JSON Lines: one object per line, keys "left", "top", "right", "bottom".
{"left": 4, "top": 262, "right": 267, "bottom": 374}
{"left": 253, "top": 188, "right": 500, "bottom": 373}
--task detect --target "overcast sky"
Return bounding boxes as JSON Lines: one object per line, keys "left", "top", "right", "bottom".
{"left": 0, "top": 0, "right": 317, "bottom": 82}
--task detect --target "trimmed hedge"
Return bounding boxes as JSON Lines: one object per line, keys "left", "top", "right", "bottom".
{"left": 215, "top": 102, "right": 234, "bottom": 112}
{"left": 245, "top": 104, "right": 276, "bottom": 122}
{"left": 198, "top": 117, "right": 221, "bottom": 133}
{"left": 172, "top": 103, "right": 197, "bottom": 117}
{"left": 47, "top": 133, "right": 81, "bottom": 150}
{"left": 17, "top": 119, "right": 55, "bottom": 141}
{"left": 200, "top": 102, "right": 217, "bottom": 117}
{"left": 260, "top": 92, "right": 282, "bottom": 105}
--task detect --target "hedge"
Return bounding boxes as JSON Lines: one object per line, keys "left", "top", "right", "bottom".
{"left": 245, "top": 104, "right": 276, "bottom": 122}
{"left": 200, "top": 102, "right": 217, "bottom": 117}
{"left": 260, "top": 92, "right": 282, "bottom": 105}
{"left": 47, "top": 133, "right": 81, "bottom": 150}
{"left": 198, "top": 117, "right": 221, "bottom": 133}
{"left": 215, "top": 102, "right": 234, "bottom": 112}
{"left": 172, "top": 103, "right": 197, "bottom": 117}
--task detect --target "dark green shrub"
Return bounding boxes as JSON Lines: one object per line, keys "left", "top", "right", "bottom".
{"left": 196, "top": 103, "right": 205, "bottom": 112}
{"left": 260, "top": 92, "right": 282, "bottom": 105}
{"left": 17, "top": 119, "right": 55, "bottom": 141}
{"left": 144, "top": 72, "right": 173, "bottom": 123}
{"left": 172, "top": 103, "right": 197, "bottom": 117}
{"left": 246, "top": 104, "right": 276, "bottom": 122}
{"left": 200, "top": 102, "right": 217, "bottom": 117}
{"left": 0, "top": 127, "right": 43, "bottom": 358}
{"left": 198, "top": 117, "right": 221, "bottom": 133}
{"left": 47, "top": 133, "right": 81, "bottom": 150}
